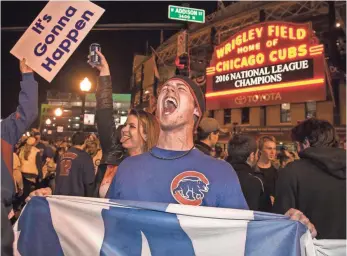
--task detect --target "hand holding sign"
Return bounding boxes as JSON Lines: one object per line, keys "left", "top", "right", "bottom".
{"left": 88, "top": 49, "right": 110, "bottom": 76}
{"left": 20, "top": 59, "right": 33, "bottom": 74}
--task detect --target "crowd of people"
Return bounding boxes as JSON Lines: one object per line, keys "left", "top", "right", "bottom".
{"left": 1, "top": 53, "right": 346, "bottom": 255}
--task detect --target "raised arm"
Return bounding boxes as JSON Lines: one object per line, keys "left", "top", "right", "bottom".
{"left": 95, "top": 75, "right": 114, "bottom": 157}
{"left": 1, "top": 59, "right": 38, "bottom": 209}
{"left": 1, "top": 59, "right": 38, "bottom": 145}
{"left": 90, "top": 50, "right": 121, "bottom": 165}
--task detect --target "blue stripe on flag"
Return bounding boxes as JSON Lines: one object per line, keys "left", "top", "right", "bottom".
{"left": 245, "top": 219, "right": 307, "bottom": 256}
{"left": 109, "top": 199, "right": 170, "bottom": 212}
{"left": 100, "top": 206, "right": 195, "bottom": 255}
{"left": 253, "top": 211, "right": 288, "bottom": 221}
{"left": 17, "top": 197, "right": 64, "bottom": 256}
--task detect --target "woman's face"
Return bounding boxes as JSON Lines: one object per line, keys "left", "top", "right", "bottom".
{"left": 120, "top": 115, "right": 146, "bottom": 154}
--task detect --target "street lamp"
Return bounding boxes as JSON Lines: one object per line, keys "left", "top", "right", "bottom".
{"left": 45, "top": 118, "right": 52, "bottom": 125}
{"left": 54, "top": 108, "right": 63, "bottom": 117}
{"left": 80, "top": 77, "right": 92, "bottom": 132}
{"left": 80, "top": 77, "right": 91, "bottom": 92}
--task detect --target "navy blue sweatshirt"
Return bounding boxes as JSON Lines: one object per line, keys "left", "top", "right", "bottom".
{"left": 1, "top": 73, "right": 38, "bottom": 255}
{"left": 55, "top": 147, "right": 95, "bottom": 197}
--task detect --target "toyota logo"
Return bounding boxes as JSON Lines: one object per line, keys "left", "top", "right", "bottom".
{"left": 235, "top": 96, "right": 247, "bottom": 105}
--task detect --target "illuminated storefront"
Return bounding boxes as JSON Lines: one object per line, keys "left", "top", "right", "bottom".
{"left": 205, "top": 21, "right": 345, "bottom": 144}
{"left": 40, "top": 91, "right": 131, "bottom": 135}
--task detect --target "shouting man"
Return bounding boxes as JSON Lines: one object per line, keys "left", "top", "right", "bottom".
{"left": 107, "top": 75, "right": 248, "bottom": 209}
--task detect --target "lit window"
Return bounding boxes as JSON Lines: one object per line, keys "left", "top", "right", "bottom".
{"left": 224, "top": 109, "right": 231, "bottom": 124}
{"left": 305, "top": 102, "right": 316, "bottom": 119}
{"left": 280, "top": 103, "right": 291, "bottom": 123}
{"left": 241, "top": 108, "right": 250, "bottom": 124}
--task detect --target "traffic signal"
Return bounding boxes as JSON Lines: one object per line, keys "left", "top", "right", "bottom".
{"left": 175, "top": 54, "right": 190, "bottom": 77}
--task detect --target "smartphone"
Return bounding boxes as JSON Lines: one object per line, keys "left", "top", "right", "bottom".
{"left": 89, "top": 43, "right": 101, "bottom": 65}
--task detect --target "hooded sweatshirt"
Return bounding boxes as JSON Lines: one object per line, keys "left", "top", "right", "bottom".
{"left": 1, "top": 73, "right": 38, "bottom": 256}
{"left": 273, "top": 147, "right": 346, "bottom": 239}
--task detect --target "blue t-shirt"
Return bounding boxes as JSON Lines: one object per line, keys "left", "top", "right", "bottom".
{"left": 107, "top": 147, "right": 249, "bottom": 209}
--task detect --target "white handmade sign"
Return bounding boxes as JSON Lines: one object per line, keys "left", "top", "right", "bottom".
{"left": 11, "top": 1, "right": 105, "bottom": 82}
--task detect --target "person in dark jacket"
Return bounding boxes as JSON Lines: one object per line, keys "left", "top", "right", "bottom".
{"left": 90, "top": 49, "right": 159, "bottom": 198}
{"left": 32, "top": 129, "right": 46, "bottom": 161}
{"left": 54, "top": 132, "right": 95, "bottom": 197}
{"left": 195, "top": 117, "right": 221, "bottom": 156}
{"left": 93, "top": 125, "right": 124, "bottom": 197}
{"left": 254, "top": 135, "right": 278, "bottom": 205}
{"left": 226, "top": 135, "right": 272, "bottom": 211}
{"left": 273, "top": 118, "right": 346, "bottom": 239}
{"left": 1, "top": 59, "right": 38, "bottom": 256}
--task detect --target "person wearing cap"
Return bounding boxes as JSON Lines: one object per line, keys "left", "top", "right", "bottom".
{"left": 195, "top": 117, "right": 221, "bottom": 156}
{"left": 105, "top": 68, "right": 317, "bottom": 239}
{"left": 32, "top": 129, "right": 51, "bottom": 163}
{"left": 106, "top": 74, "right": 248, "bottom": 210}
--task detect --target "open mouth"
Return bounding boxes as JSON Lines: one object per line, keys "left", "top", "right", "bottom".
{"left": 163, "top": 97, "right": 178, "bottom": 115}
{"left": 120, "top": 135, "right": 130, "bottom": 143}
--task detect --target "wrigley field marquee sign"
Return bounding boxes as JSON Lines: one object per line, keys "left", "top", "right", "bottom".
{"left": 205, "top": 22, "right": 326, "bottom": 109}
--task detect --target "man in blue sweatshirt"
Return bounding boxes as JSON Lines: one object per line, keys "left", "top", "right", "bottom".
{"left": 1, "top": 59, "right": 38, "bottom": 256}
{"left": 102, "top": 53, "right": 248, "bottom": 208}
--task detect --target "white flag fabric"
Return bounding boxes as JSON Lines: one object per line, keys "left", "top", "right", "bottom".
{"left": 13, "top": 196, "right": 345, "bottom": 256}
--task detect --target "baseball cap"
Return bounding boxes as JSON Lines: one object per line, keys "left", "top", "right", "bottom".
{"left": 199, "top": 118, "right": 221, "bottom": 134}
{"left": 165, "top": 75, "right": 206, "bottom": 130}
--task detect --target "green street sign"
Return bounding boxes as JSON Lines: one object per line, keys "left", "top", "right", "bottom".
{"left": 168, "top": 5, "right": 205, "bottom": 23}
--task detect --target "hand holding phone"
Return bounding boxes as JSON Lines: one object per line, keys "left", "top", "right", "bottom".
{"left": 88, "top": 43, "right": 110, "bottom": 76}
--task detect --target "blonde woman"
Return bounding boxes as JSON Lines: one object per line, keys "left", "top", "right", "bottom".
{"left": 88, "top": 50, "right": 160, "bottom": 198}
{"left": 27, "top": 50, "right": 160, "bottom": 200}
{"left": 19, "top": 137, "right": 42, "bottom": 199}
{"left": 96, "top": 109, "right": 159, "bottom": 198}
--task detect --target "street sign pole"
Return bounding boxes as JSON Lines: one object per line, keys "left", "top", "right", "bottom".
{"left": 176, "top": 30, "right": 190, "bottom": 77}
{"left": 177, "top": 30, "right": 188, "bottom": 57}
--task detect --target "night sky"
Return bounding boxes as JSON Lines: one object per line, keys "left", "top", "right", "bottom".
{"left": 1, "top": 1, "right": 218, "bottom": 120}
